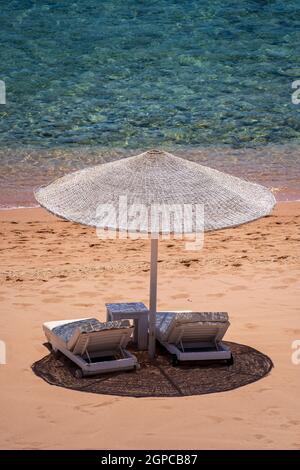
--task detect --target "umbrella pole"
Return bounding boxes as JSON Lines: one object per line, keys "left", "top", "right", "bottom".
{"left": 148, "top": 237, "right": 158, "bottom": 359}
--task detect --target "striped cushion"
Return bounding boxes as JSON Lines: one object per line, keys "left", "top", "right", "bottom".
{"left": 52, "top": 318, "right": 130, "bottom": 343}
{"left": 156, "top": 311, "right": 229, "bottom": 342}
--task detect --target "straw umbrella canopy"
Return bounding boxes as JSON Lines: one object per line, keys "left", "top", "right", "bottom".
{"left": 34, "top": 149, "right": 276, "bottom": 358}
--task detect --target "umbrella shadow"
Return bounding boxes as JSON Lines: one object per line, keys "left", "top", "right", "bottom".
{"left": 32, "top": 342, "right": 273, "bottom": 398}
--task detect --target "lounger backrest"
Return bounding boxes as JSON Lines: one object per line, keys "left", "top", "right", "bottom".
{"left": 156, "top": 311, "right": 229, "bottom": 345}
{"left": 72, "top": 327, "right": 134, "bottom": 355}
{"left": 167, "top": 321, "right": 229, "bottom": 345}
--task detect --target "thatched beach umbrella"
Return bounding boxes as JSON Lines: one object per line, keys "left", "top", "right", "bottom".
{"left": 34, "top": 149, "right": 276, "bottom": 358}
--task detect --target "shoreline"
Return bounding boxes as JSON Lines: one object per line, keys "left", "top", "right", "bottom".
{"left": 0, "top": 200, "right": 297, "bottom": 227}
{"left": 1, "top": 144, "right": 299, "bottom": 208}
{"left": 1, "top": 198, "right": 300, "bottom": 212}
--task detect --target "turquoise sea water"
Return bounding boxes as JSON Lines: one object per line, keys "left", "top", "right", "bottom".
{"left": 0, "top": 0, "right": 300, "bottom": 206}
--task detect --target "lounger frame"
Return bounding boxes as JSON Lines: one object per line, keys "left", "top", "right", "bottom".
{"left": 157, "top": 312, "right": 232, "bottom": 363}
{"left": 44, "top": 323, "right": 138, "bottom": 376}
{"left": 160, "top": 340, "right": 231, "bottom": 362}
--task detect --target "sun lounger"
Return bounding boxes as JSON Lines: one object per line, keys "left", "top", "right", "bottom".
{"left": 43, "top": 317, "right": 139, "bottom": 377}
{"left": 156, "top": 311, "right": 232, "bottom": 365}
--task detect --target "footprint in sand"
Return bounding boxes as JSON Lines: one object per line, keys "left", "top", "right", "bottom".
{"left": 207, "top": 293, "right": 225, "bottom": 298}
{"left": 289, "top": 419, "right": 300, "bottom": 426}
{"left": 179, "top": 261, "right": 192, "bottom": 267}
{"left": 36, "top": 406, "right": 56, "bottom": 425}
{"left": 14, "top": 441, "right": 43, "bottom": 450}
{"left": 159, "top": 405, "right": 172, "bottom": 410}
{"left": 89, "top": 400, "right": 119, "bottom": 409}
{"left": 283, "top": 277, "right": 298, "bottom": 283}
{"left": 280, "top": 423, "right": 289, "bottom": 429}
{"left": 208, "top": 416, "right": 224, "bottom": 424}
{"left": 264, "top": 407, "right": 280, "bottom": 416}
{"left": 255, "top": 387, "right": 272, "bottom": 393}
{"left": 245, "top": 323, "right": 258, "bottom": 330}
{"left": 285, "top": 328, "right": 300, "bottom": 335}
{"left": 171, "top": 293, "right": 188, "bottom": 300}
{"left": 73, "top": 404, "right": 95, "bottom": 415}
{"left": 271, "top": 285, "right": 289, "bottom": 289}
{"left": 42, "top": 297, "right": 65, "bottom": 303}
{"left": 230, "top": 285, "right": 247, "bottom": 291}
{"left": 12, "top": 302, "right": 33, "bottom": 307}
{"left": 73, "top": 303, "right": 95, "bottom": 307}
{"left": 77, "top": 291, "right": 98, "bottom": 297}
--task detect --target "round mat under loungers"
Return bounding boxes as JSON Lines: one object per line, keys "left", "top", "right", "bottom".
{"left": 32, "top": 342, "right": 273, "bottom": 398}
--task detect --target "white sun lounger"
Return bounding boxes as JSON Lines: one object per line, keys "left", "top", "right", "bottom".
{"left": 43, "top": 317, "right": 139, "bottom": 377}
{"left": 156, "top": 311, "right": 232, "bottom": 365}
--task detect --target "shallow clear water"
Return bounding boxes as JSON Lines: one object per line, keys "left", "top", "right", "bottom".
{"left": 0, "top": 0, "right": 300, "bottom": 206}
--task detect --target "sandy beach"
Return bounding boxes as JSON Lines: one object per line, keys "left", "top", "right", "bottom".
{"left": 0, "top": 201, "right": 299, "bottom": 449}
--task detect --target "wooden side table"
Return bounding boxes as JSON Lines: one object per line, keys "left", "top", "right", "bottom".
{"left": 105, "top": 302, "right": 149, "bottom": 351}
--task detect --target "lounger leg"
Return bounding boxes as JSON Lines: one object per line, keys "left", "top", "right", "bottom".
{"left": 137, "top": 315, "right": 148, "bottom": 350}
{"left": 133, "top": 319, "right": 139, "bottom": 344}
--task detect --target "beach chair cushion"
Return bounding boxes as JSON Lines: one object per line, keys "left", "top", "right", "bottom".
{"left": 44, "top": 318, "right": 131, "bottom": 351}
{"left": 156, "top": 311, "right": 229, "bottom": 343}
{"left": 52, "top": 318, "right": 130, "bottom": 342}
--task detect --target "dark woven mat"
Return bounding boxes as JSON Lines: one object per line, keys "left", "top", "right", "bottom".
{"left": 32, "top": 342, "right": 273, "bottom": 398}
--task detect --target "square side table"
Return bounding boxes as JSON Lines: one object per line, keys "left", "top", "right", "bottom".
{"left": 105, "top": 302, "right": 149, "bottom": 351}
